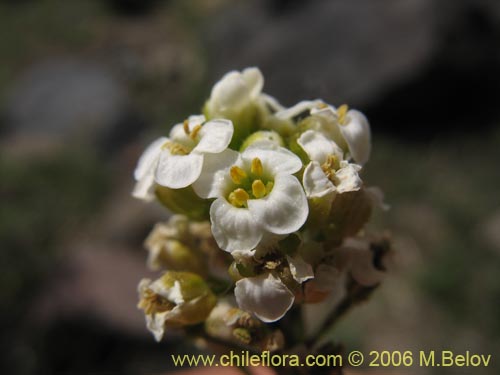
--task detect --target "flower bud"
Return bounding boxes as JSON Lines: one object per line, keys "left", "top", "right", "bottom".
{"left": 240, "top": 130, "right": 284, "bottom": 151}
{"left": 138, "top": 272, "right": 216, "bottom": 341}
{"left": 145, "top": 217, "right": 206, "bottom": 274}
{"left": 155, "top": 185, "right": 210, "bottom": 221}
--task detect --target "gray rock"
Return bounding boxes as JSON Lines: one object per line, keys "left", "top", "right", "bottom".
{"left": 5, "top": 59, "right": 127, "bottom": 143}
{"left": 205, "top": 0, "right": 437, "bottom": 106}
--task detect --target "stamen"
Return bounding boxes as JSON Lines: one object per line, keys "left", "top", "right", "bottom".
{"left": 230, "top": 166, "right": 247, "bottom": 184}
{"left": 138, "top": 291, "right": 174, "bottom": 315}
{"left": 265, "top": 181, "right": 274, "bottom": 194}
{"left": 252, "top": 179, "right": 266, "bottom": 198}
{"left": 317, "top": 102, "right": 328, "bottom": 109}
{"left": 337, "top": 104, "right": 349, "bottom": 125}
{"left": 251, "top": 157, "right": 263, "bottom": 176}
{"left": 189, "top": 124, "right": 202, "bottom": 140}
{"left": 183, "top": 119, "right": 190, "bottom": 134}
{"left": 162, "top": 141, "right": 189, "bottom": 155}
{"left": 321, "top": 155, "right": 340, "bottom": 179}
{"left": 228, "top": 188, "right": 249, "bottom": 207}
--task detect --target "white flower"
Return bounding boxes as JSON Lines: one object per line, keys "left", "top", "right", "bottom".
{"left": 275, "top": 101, "right": 371, "bottom": 165}
{"left": 234, "top": 273, "right": 295, "bottom": 323}
{"left": 298, "top": 130, "right": 362, "bottom": 202}
{"left": 311, "top": 104, "right": 371, "bottom": 165}
{"left": 193, "top": 144, "right": 308, "bottom": 252}
{"left": 206, "top": 67, "right": 264, "bottom": 116}
{"left": 132, "top": 115, "right": 233, "bottom": 200}
{"left": 133, "top": 136, "right": 169, "bottom": 201}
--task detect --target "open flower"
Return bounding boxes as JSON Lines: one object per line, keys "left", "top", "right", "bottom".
{"left": 311, "top": 104, "right": 371, "bottom": 165}
{"left": 137, "top": 272, "right": 216, "bottom": 341}
{"left": 298, "top": 129, "right": 362, "bottom": 202}
{"left": 193, "top": 144, "right": 308, "bottom": 252}
{"left": 275, "top": 101, "right": 371, "bottom": 165}
{"left": 132, "top": 115, "right": 233, "bottom": 200}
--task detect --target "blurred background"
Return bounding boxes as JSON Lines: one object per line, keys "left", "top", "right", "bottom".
{"left": 1, "top": 0, "right": 500, "bottom": 374}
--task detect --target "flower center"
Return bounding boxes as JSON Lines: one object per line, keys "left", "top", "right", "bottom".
{"left": 138, "top": 289, "right": 175, "bottom": 315}
{"left": 227, "top": 157, "right": 274, "bottom": 208}
{"left": 183, "top": 119, "right": 203, "bottom": 140}
{"left": 321, "top": 154, "right": 341, "bottom": 184}
{"left": 337, "top": 104, "right": 349, "bottom": 126}
{"left": 162, "top": 141, "right": 190, "bottom": 155}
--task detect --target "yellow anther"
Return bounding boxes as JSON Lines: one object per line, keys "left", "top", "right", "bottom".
{"left": 162, "top": 141, "right": 189, "bottom": 155}
{"left": 251, "top": 157, "right": 263, "bottom": 176}
{"left": 183, "top": 119, "right": 190, "bottom": 134}
{"left": 228, "top": 188, "right": 249, "bottom": 207}
{"left": 230, "top": 166, "right": 247, "bottom": 184}
{"left": 321, "top": 154, "right": 340, "bottom": 179}
{"left": 337, "top": 104, "right": 349, "bottom": 125}
{"left": 252, "top": 179, "right": 266, "bottom": 199}
{"left": 265, "top": 181, "right": 274, "bottom": 194}
{"left": 317, "top": 102, "right": 328, "bottom": 109}
{"left": 189, "top": 124, "right": 202, "bottom": 140}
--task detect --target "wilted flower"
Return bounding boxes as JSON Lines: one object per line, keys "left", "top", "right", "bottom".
{"left": 138, "top": 272, "right": 216, "bottom": 341}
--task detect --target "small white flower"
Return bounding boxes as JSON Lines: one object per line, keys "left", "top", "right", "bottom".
{"left": 234, "top": 272, "right": 295, "bottom": 323}
{"left": 206, "top": 67, "right": 264, "bottom": 115}
{"left": 275, "top": 101, "right": 371, "bottom": 165}
{"left": 298, "top": 130, "right": 362, "bottom": 201}
{"left": 132, "top": 115, "right": 233, "bottom": 200}
{"left": 311, "top": 104, "right": 371, "bottom": 165}
{"left": 193, "top": 144, "right": 308, "bottom": 253}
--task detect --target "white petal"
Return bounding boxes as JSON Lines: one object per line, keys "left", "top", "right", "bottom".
{"left": 340, "top": 110, "right": 371, "bottom": 165}
{"left": 132, "top": 172, "right": 156, "bottom": 201}
{"left": 192, "top": 149, "right": 240, "bottom": 199}
{"left": 242, "top": 146, "right": 303, "bottom": 176}
{"left": 150, "top": 279, "right": 184, "bottom": 305}
{"left": 134, "top": 137, "right": 168, "bottom": 180}
{"left": 192, "top": 119, "right": 234, "bottom": 154}
{"left": 210, "top": 198, "right": 263, "bottom": 252}
{"left": 209, "top": 71, "right": 251, "bottom": 112}
{"left": 155, "top": 152, "right": 203, "bottom": 189}
{"left": 241, "top": 67, "right": 264, "bottom": 100}
{"left": 275, "top": 100, "right": 323, "bottom": 120}
{"left": 146, "top": 312, "right": 168, "bottom": 342}
{"left": 234, "top": 273, "right": 294, "bottom": 322}
{"left": 248, "top": 174, "right": 308, "bottom": 235}
{"left": 335, "top": 163, "right": 363, "bottom": 193}
{"left": 286, "top": 255, "right": 314, "bottom": 283}
{"left": 297, "top": 130, "right": 343, "bottom": 163}
{"left": 302, "top": 161, "right": 336, "bottom": 198}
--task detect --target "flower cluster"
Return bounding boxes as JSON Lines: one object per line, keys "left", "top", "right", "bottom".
{"left": 134, "top": 68, "right": 390, "bottom": 347}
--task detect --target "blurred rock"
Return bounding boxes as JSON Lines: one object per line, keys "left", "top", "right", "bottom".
{"left": 5, "top": 59, "right": 128, "bottom": 146}
{"left": 478, "top": 210, "right": 500, "bottom": 254}
{"left": 35, "top": 244, "right": 153, "bottom": 337}
{"left": 206, "top": 0, "right": 437, "bottom": 106}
